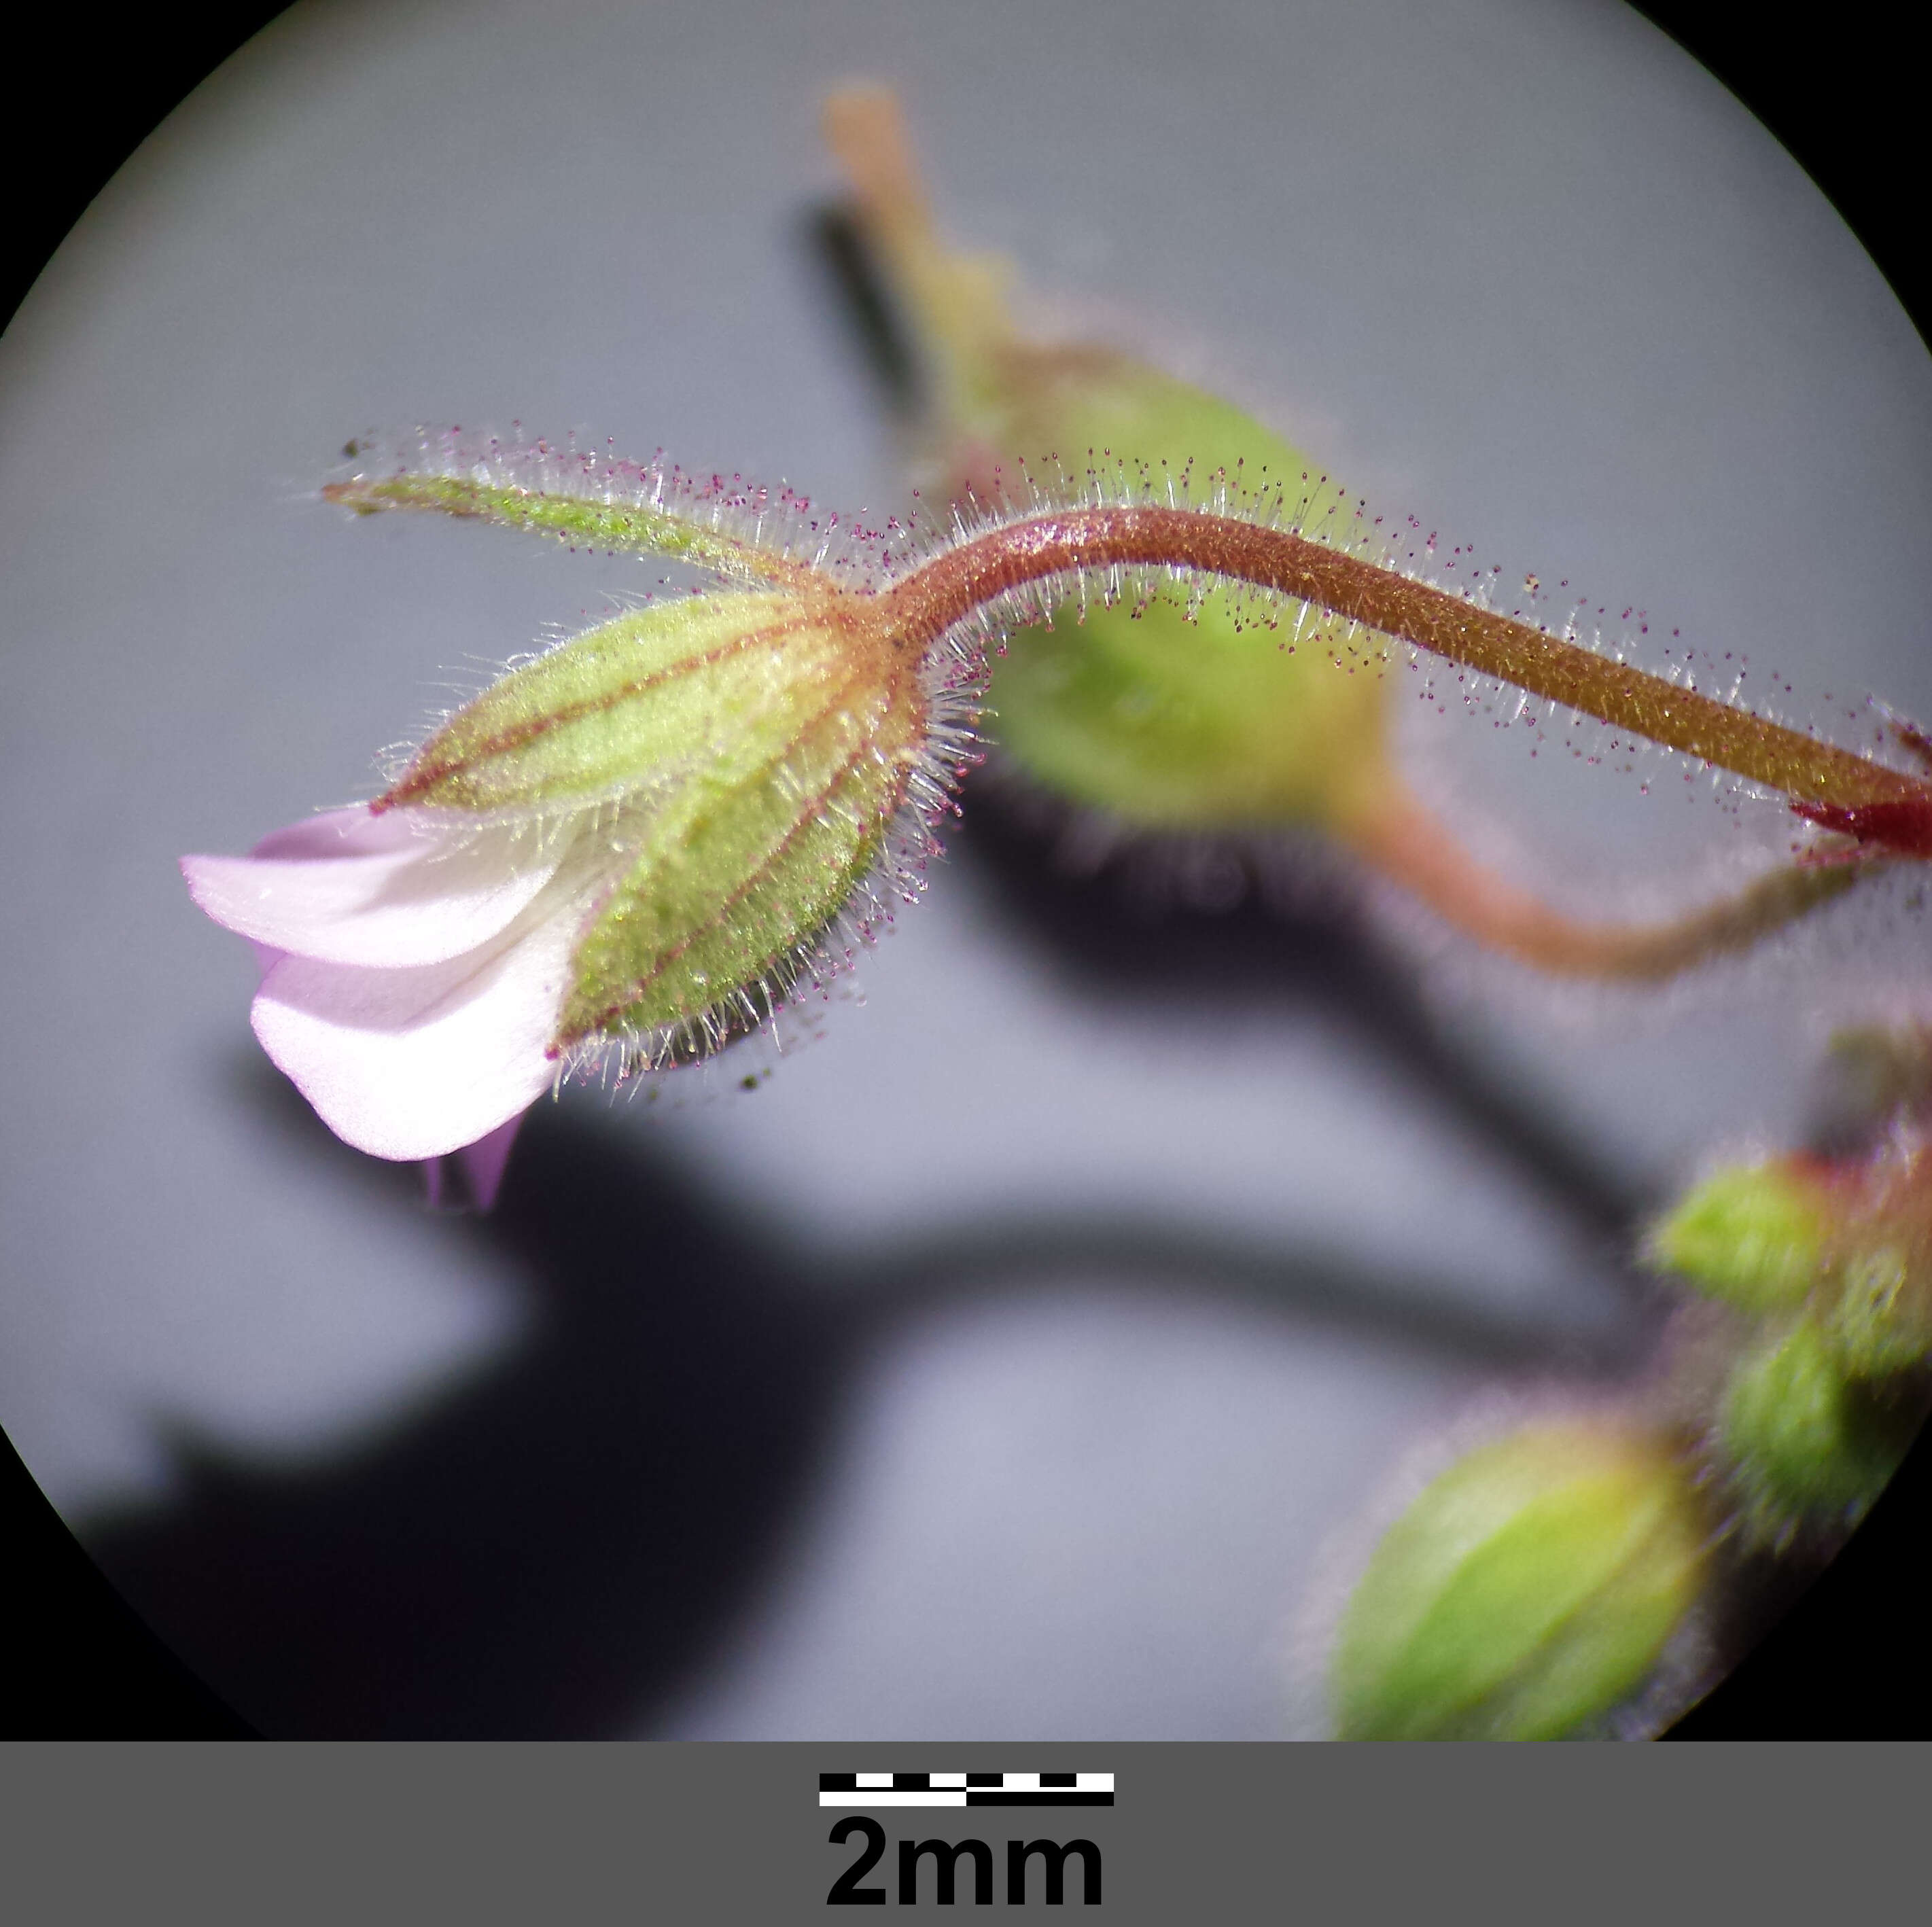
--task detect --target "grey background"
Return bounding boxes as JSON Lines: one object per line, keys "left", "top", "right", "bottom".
{"left": 8, "top": 1742, "right": 1921, "bottom": 1920}
{"left": 3, "top": 0, "right": 1929, "bottom": 1736}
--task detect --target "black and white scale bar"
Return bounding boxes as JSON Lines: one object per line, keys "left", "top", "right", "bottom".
{"left": 818, "top": 1772, "right": 1112, "bottom": 1807}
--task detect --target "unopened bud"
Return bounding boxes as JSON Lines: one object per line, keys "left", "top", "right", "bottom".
{"left": 1330, "top": 1424, "right": 1706, "bottom": 1741}
{"left": 1651, "top": 1132, "right": 1932, "bottom": 1374}
{"left": 1719, "top": 1320, "right": 1916, "bottom": 1539}
{"left": 979, "top": 368, "right": 1395, "bottom": 836}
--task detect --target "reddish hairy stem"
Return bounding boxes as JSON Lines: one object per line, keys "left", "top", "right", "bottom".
{"left": 1348, "top": 785, "right": 1872, "bottom": 978}
{"left": 879, "top": 506, "right": 1932, "bottom": 851}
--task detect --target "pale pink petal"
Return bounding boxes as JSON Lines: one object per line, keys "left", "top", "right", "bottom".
{"left": 182, "top": 806, "right": 565, "bottom": 968}
{"left": 247, "top": 808, "right": 417, "bottom": 863}
{"left": 421, "top": 1110, "right": 528, "bottom": 1212}
{"left": 248, "top": 878, "right": 585, "bottom": 1161}
{"left": 455, "top": 1110, "right": 527, "bottom": 1208}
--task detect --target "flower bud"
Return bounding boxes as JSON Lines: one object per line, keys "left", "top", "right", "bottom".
{"left": 970, "top": 366, "right": 1396, "bottom": 836}
{"left": 1645, "top": 1163, "right": 1826, "bottom": 1313}
{"left": 1649, "top": 1127, "right": 1932, "bottom": 1373}
{"left": 187, "top": 574, "right": 965, "bottom": 1164}
{"left": 383, "top": 587, "right": 938, "bottom": 1056}
{"left": 1718, "top": 1321, "right": 1916, "bottom": 1539}
{"left": 1330, "top": 1424, "right": 1706, "bottom": 1741}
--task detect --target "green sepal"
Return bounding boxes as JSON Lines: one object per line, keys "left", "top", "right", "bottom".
{"left": 327, "top": 454, "right": 808, "bottom": 587}
{"left": 1331, "top": 1426, "right": 1706, "bottom": 1741}
{"left": 559, "top": 675, "right": 917, "bottom": 1046}
{"left": 843, "top": 122, "right": 1399, "bottom": 834}
{"left": 386, "top": 594, "right": 871, "bottom": 817}
{"left": 384, "top": 590, "right": 932, "bottom": 1054}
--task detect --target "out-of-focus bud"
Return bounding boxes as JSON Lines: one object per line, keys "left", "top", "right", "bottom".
{"left": 1649, "top": 1129, "right": 1932, "bottom": 1375}
{"left": 968, "top": 372, "right": 1395, "bottom": 837}
{"left": 1823, "top": 1246, "right": 1930, "bottom": 1377}
{"left": 824, "top": 88, "right": 1393, "bottom": 839}
{"left": 1329, "top": 1424, "right": 1706, "bottom": 1741}
{"left": 1718, "top": 1320, "right": 1917, "bottom": 1540}
{"left": 1645, "top": 1163, "right": 1826, "bottom": 1313}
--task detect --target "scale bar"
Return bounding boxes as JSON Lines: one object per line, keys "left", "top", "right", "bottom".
{"left": 818, "top": 1772, "right": 1113, "bottom": 1808}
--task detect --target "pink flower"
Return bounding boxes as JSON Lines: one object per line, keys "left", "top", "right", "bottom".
{"left": 183, "top": 446, "right": 985, "bottom": 1195}
{"left": 182, "top": 806, "right": 608, "bottom": 1180}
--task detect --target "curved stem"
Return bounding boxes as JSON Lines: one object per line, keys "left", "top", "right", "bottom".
{"left": 1344, "top": 784, "right": 1874, "bottom": 980}
{"left": 878, "top": 506, "right": 1932, "bottom": 844}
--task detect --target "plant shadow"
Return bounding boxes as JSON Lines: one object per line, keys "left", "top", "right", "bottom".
{"left": 82, "top": 938, "right": 1646, "bottom": 1739}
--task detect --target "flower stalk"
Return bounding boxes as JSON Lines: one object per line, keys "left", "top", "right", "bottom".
{"left": 1344, "top": 785, "right": 1864, "bottom": 980}
{"left": 877, "top": 500, "right": 1932, "bottom": 842}
{"left": 330, "top": 446, "right": 1932, "bottom": 853}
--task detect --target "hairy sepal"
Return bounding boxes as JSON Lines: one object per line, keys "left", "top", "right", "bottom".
{"left": 379, "top": 587, "right": 939, "bottom": 1061}
{"left": 559, "top": 661, "right": 927, "bottom": 1050}
{"left": 326, "top": 430, "right": 917, "bottom": 594}
{"left": 382, "top": 592, "right": 866, "bottom": 819}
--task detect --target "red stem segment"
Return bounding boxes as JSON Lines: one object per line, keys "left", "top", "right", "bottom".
{"left": 880, "top": 507, "right": 1932, "bottom": 853}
